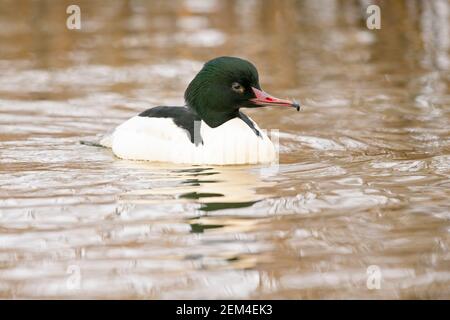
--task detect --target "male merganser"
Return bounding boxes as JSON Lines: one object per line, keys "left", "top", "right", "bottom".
{"left": 100, "top": 56, "right": 300, "bottom": 165}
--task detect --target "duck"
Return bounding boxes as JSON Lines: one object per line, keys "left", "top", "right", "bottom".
{"left": 100, "top": 56, "right": 300, "bottom": 165}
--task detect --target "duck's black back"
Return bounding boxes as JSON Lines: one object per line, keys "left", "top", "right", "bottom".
{"left": 139, "top": 106, "right": 202, "bottom": 145}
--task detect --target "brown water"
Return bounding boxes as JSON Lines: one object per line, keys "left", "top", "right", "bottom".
{"left": 0, "top": 0, "right": 449, "bottom": 299}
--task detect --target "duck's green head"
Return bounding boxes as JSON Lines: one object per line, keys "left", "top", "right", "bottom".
{"left": 184, "top": 56, "right": 299, "bottom": 128}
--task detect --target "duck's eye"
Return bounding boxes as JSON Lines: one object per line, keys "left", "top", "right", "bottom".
{"left": 231, "top": 82, "right": 245, "bottom": 94}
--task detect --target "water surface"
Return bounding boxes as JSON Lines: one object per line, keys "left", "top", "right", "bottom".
{"left": 0, "top": 0, "right": 449, "bottom": 299}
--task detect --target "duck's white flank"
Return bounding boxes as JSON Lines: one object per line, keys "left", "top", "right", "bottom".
{"left": 101, "top": 116, "right": 276, "bottom": 165}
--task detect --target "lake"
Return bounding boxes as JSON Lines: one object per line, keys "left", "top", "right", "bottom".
{"left": 0, "top": 0, "right": 449, "bottom": 299}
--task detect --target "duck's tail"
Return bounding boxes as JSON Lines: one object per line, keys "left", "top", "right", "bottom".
{"left": 80, "top": 135, "right": 112, "bottom": 148}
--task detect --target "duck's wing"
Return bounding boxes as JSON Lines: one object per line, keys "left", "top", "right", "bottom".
{"left": 138, "top": 106, "right": 201, "bottom": 144}
{"left": 109, "top": 106, "right": 201, "bottom": 162}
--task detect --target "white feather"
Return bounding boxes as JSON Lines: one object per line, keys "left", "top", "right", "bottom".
{"left": 105, "top": 116, "right": 276, "bottom": 165}
{"left": 99, "top": 134, "right": 113, "bottom": 148}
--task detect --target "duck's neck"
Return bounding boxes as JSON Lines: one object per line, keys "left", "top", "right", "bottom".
{"left": 186, "top": 105, "right": 260, "bottom": 136}
{"left": 187, "top": 105, "right": 238, "bottom": 128}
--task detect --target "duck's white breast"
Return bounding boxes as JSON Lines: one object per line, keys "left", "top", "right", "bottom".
{"left": 107, "top": 116, "right": 276, "bottom": 165}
